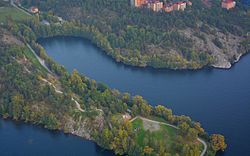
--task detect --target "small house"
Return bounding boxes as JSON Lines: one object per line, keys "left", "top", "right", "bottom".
{"left": 122, "top": 113, "right": 132, "bottom": 121}
{"left": 221, "top": 0, "right": 236, "bottom": 10}
{"left": 30, "top": 6, "right": 39, "bottom": 14}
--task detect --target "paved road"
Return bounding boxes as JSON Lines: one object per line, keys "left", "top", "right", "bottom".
{"left": 130, "top": 116, "right": 207, "bottom": 156}
{"left": 26, "top": 44, "right": 52, "bottom": 73}
{"left": 198, "top": 137, "right": 208, "bottom": 156}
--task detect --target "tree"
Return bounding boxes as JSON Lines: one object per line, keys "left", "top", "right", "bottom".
{"left": 182, "top": 144, "right": 200, "bottom": 156}
{"left": 186, "top": 128, "right": 198, "bottom": 141}
{"left": 178, "top": 122, "right": 190, "bottom": 136}
{"left": 193, "top": 122, "right": 205, "bottom": 134}
{"left": 110, "top": 120, "right": 132, "bottom": 155}
{"left": 42, "top": 113, "right": 60, "bottom": 130}
{"left": 122, "top": 93, "right": 131, "bottom": 106}
{"left": 69, "top": 69, "right": 87, "bottom": 94}
{"left": 11, "top": 93, "right": 24, "bottom": 120}
{"left": 210, "top": 134, "right": 227, "bottom": 151}
{"left": 132, "top": 96, "right": 152, "bottom": 117}
{"left": 159, "top": 146, "right": 171, "bottom": 156}
{"left": 155, "top": 105, "right": 173, "bottom": 122}
{"left": 102, "top": 128, "right": 113, "bottom": 148}
{"left": 143, "top": 146, "right": 154, "bottom": 155}
{"left": 22, "top": 105, "right": 30, "bottom": 122}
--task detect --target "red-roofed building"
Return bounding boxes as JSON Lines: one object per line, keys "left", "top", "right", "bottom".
{"left": 173, "top": 2, "right": 187, "bottom": 11}
{"left": 131, "top": 0, "right": 192, "bottom": 13}
{"left": 187, "top": 1, "right": 192, "bottom": 6}
{"left": 221, "top": 0, "right": 236, "bottom": 10}
{"left": 179, "top": 2, "right": 187, "bottom": 10}
{"left": 147, "top": 1, "right": 163, "bottom": 12}
{"left": 131, "top": 0, "right": 147, "bottom": 7}
{"left": 30, "top": 6, "right": 39, "bottom": 14}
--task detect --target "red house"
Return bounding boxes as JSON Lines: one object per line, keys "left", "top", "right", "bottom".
{"left": 30, "top": 6, "right": 39, "bottom": 14}
{"left": 221, "top": 0, "right": 236, "bottom": 10}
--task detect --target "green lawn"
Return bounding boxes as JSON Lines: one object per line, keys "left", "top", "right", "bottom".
{"left": 131, "top": 117, "right": 204, "bottom": 155}
{"left": 132, "top": 118, "right": 146, "bottom": 146}
{"left": 0, "top": 7, "right": 31, "bottom": 23}
{"left": 132, "top": 118, "right": 177, "bottom": 152}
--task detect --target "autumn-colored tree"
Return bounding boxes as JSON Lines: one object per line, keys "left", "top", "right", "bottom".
{"left": 102, "top": 128, "right": 113, "bottom": 148}
{"left": 186, "top": 128, "right": 198, "bottom": 141}
{"left": 159, "top": 146, "right": 171, "bottom": 156}
{"left": 179, "top": 122, "right": 190, "bottom": 136}
{"left": 132, "top": 96, "right": 152, "bottom": 117}
{"left": 143, "top": 146, "right": 154, "bottom": 155}
{"left": 155, "top": 105, "right": 173, "bottom": 122}
{"left": 11, "top": 93, "right": 24, "bottom": 120}
{"left": 69, "top": 69, "right": 87, "bottom": 94}
{"left": 182, "top": 144, "right": 200, "bottom": 156}
{"left": 193, "top": 122, "right": 205, "bottom": 134}
{"left": 110, "top": 120, "right": 132, "bottom": 155}
{"left": 210, "top": 134, "right": 227, "bottom": 151}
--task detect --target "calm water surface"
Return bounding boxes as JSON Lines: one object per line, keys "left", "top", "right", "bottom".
{"left": 241, "top": 0, "right": 250, "bottom": 5}
{"left": 1, "top": 36, "right": 249, "bottom": 156}
{"left": 0, "top": 118, "right": 115, "bottom": 156}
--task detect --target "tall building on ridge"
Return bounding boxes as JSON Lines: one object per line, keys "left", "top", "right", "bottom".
{"left": 155, "top": 1, "right": 164, "bottom": 11}
{"left": 147, "top": 1, "right": 163, "bottom": 12}
{"left": 131, "top": 0, "right": 146, "bottom": 7}
{"left": 131, "top": 0, "right": 192, "bottom": 12}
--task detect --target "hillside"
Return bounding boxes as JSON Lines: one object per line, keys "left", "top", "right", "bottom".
{"left": 20, "top": 0, "right": 250, "bottom": 69}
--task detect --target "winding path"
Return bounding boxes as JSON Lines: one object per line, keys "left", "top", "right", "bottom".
{"left": 40, "top": 76, "right": 105, "bottom": 114}
{"left": 26, "top": 44, "right": 103, "bottom": 114}
{"left": 40, "top": 78, "right": 86, "bottom": 112}
{"left": 26, "top": 43, "right": 86, "bottom": 113}
{"left": 130, "top": 116, "right": 207, "bottom": 156}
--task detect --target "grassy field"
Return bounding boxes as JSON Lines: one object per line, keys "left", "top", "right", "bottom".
{"left": 131, "top": 117, "right": 205, "bottom": 155}
{"left": 0, "top": 7, "right": 31, "bottom": 23}
{"left": 132, "top": 118, "right": 146, "bottom": 146}
{"left": 132, "top": 118, "right": 177, "bottom": 153}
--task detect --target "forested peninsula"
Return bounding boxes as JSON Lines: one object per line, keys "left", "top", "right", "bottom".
{"left": 0, "top": 0, "right": 228, "bottom": 156}
{"left": 20, "top": 0, "right": 250, "bottom": 70}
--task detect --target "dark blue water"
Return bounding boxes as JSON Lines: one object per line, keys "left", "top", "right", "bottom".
{"left": 0, "top": 118, "right": 115, "bottom": 156}
{"left": 241, "top": 0, "right": 250, "bottom": 5}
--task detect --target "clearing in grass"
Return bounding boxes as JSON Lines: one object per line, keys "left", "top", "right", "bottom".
{"left": 132, "top": 118, "right": 177, "bottom": 154}
{"left": 131, "top": 117, "right": 204, "bottom": 155}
